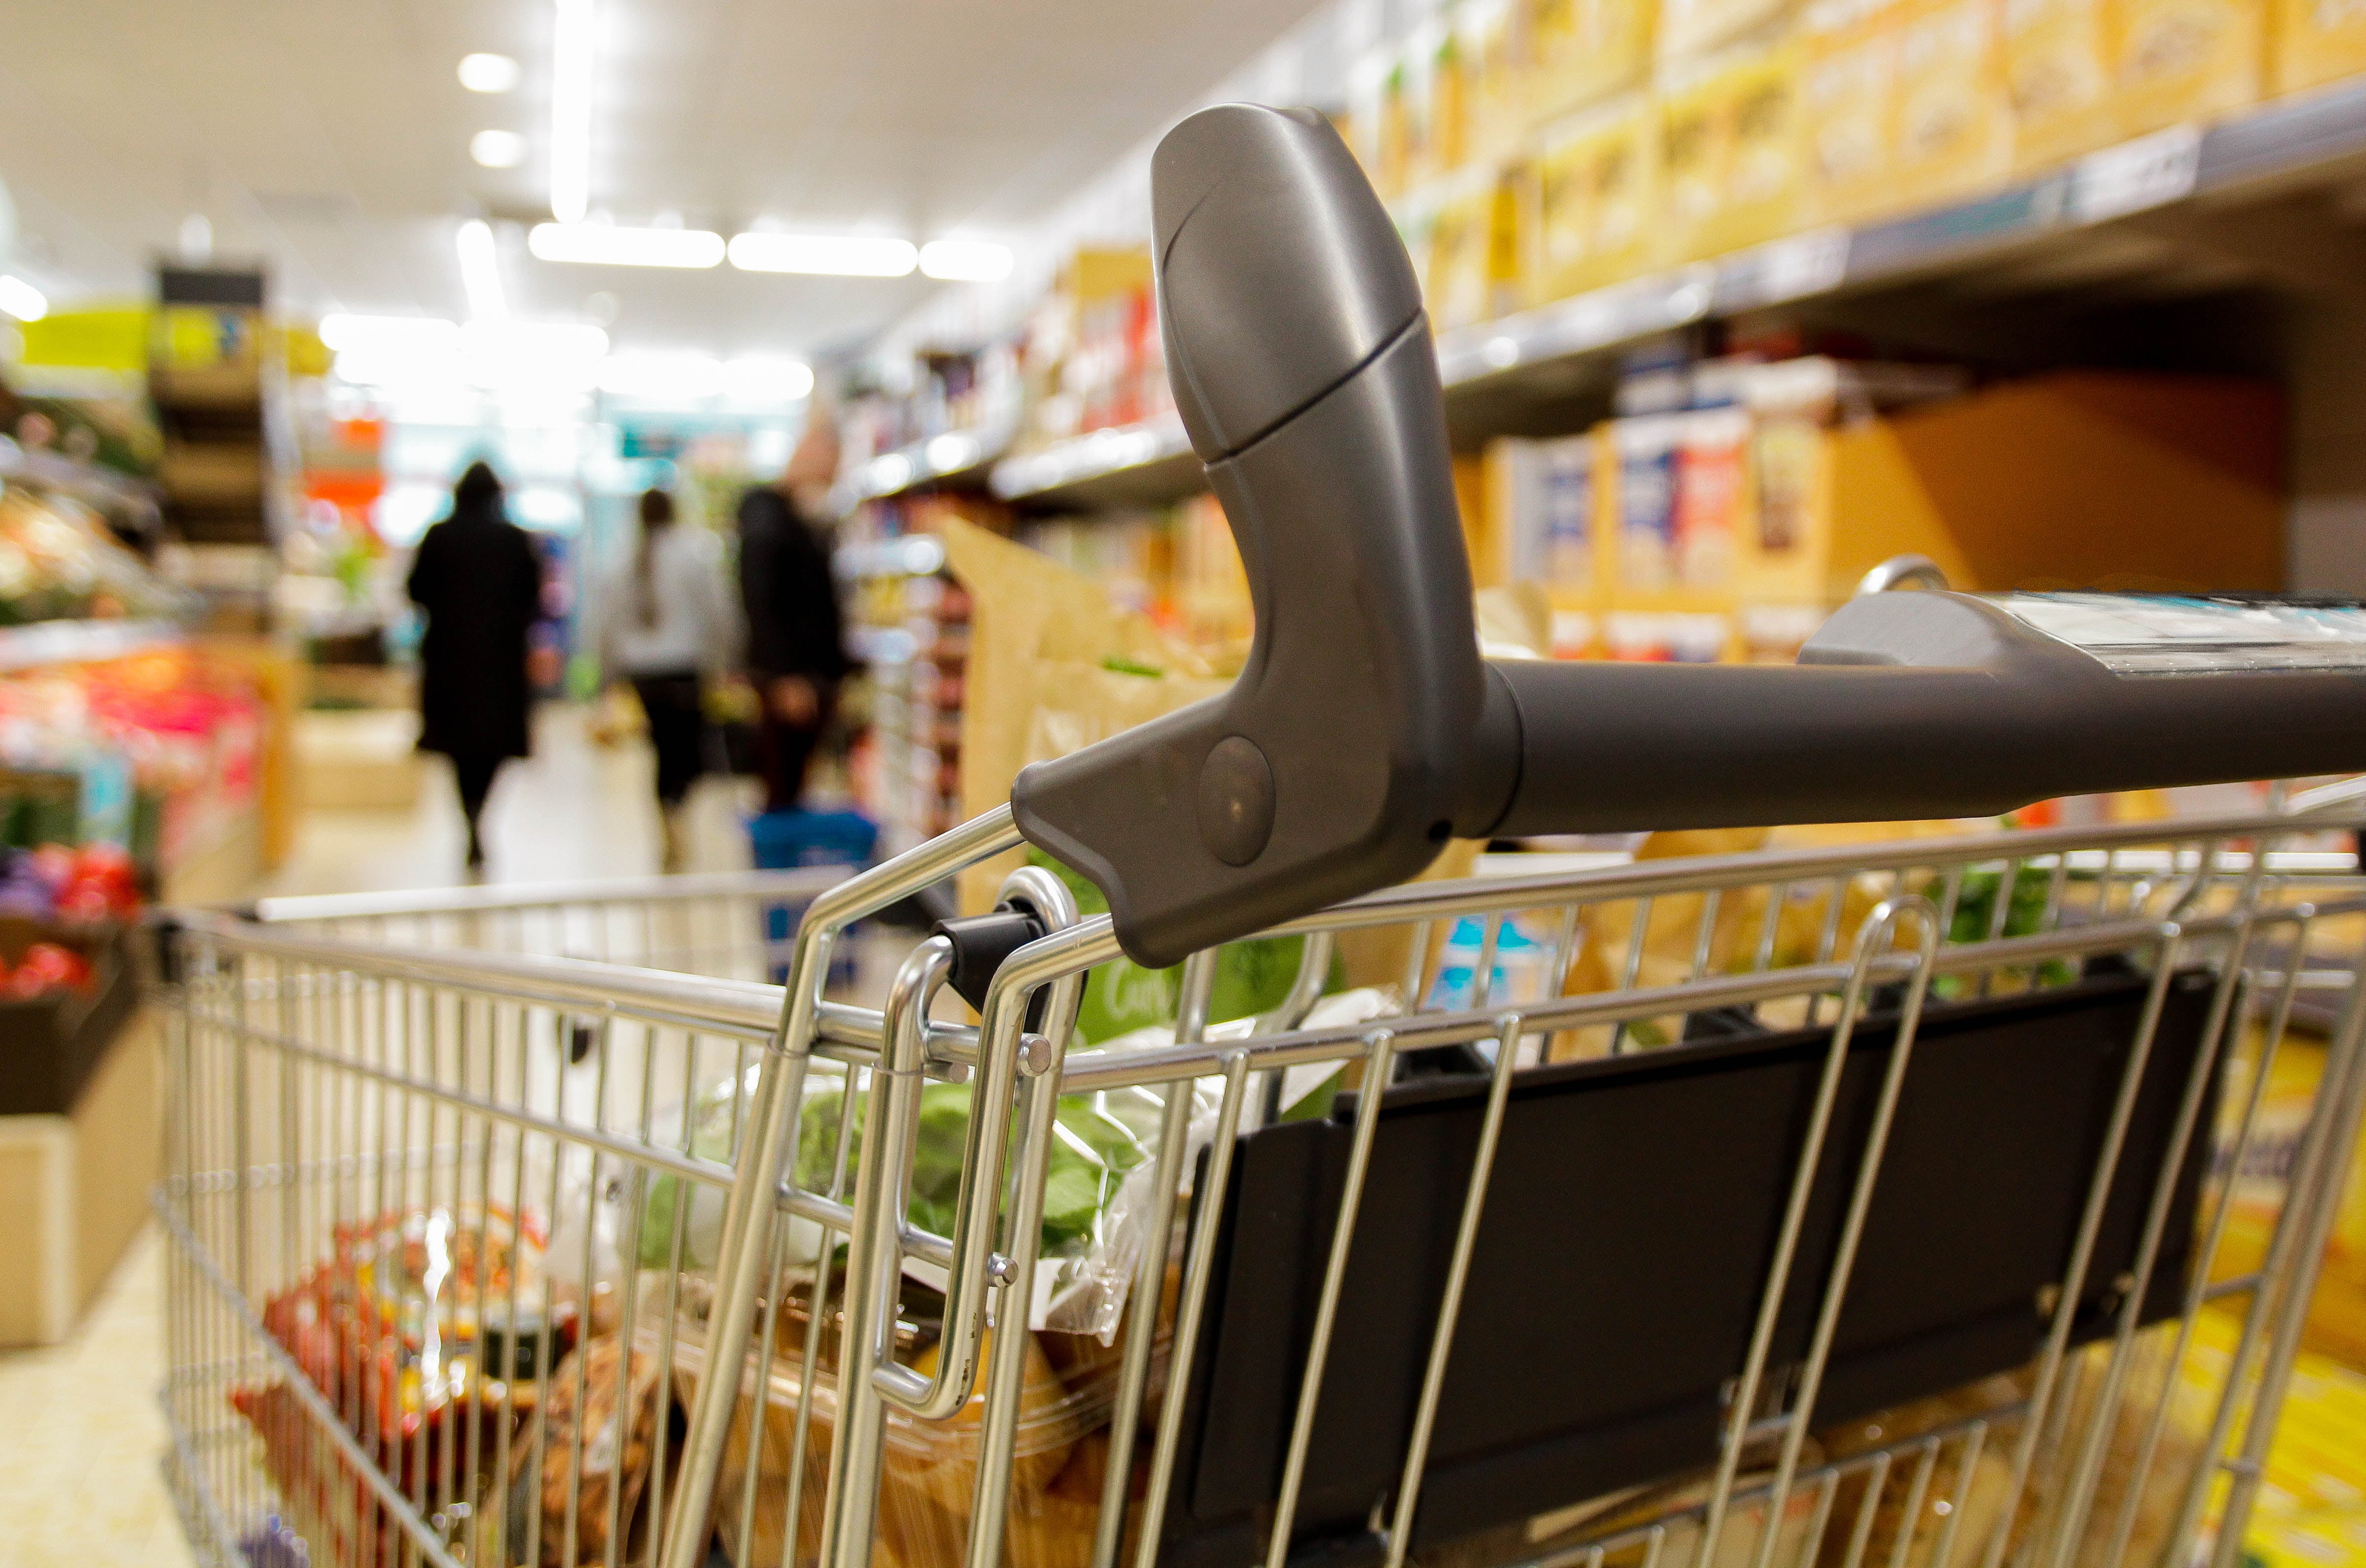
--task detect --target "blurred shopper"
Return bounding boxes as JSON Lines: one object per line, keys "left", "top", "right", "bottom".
{"left": 407, "top": 461, "right": 544, "bottom": 872}
{"left": 602, "top": 487, "right": 738, "bottom": 870}
{"left": 736, "top": 422, "right": 850, "bottom": 811}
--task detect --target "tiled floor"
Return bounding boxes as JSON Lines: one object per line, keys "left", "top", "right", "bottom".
{"left": 0, "top": 705, "right": 762, "bottom": 1566}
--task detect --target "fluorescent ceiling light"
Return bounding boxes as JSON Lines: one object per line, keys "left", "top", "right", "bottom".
{"left": 471, "top": 129, "right": 527, "bottom": 168}
{"left": 728, "top": 232, "right": 916, "bottom": 277}
{"left": 528, "top": 223, "right": 723, "bottom": 268}
{"left": 319, "top": 314, "right": 459, "bottom": 352}
{"left": 720, "top": 356, "right": 815, "bottom": 403}
{"left": 456, "top": 219, "right": 507, "bottom": 322}
{"left": 918, "top": 240, "right": 1013, "bottom": 282}
{"left": 550, "top": 0, "right": 594, "bottom": 222}
{"left": 0, "top": 276, "right": 50, "bottom": 322}
{"left": 458, "top": 53, "right": 521, "bottom": 92}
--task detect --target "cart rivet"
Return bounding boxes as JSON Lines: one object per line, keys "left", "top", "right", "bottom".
{"left": 1020, "top": 1032, "right": 1057, "bottom": 1075}
{"left": 988, "top": 1251, "right": 1019, "bottom": 1284}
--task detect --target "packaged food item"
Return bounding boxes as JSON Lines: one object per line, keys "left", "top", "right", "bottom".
{"left": 1461, "top": 0, "right": 1529, "bottom": 163}
{"left": 509, "top": 1336, "right": 669, "bottom": 1568}
{"left": 1799, "top": 0, "right": 1903, "bottom": 222}
{"left": 1403, "top": 18, "right": 1463, "bottom": 190}
{"left": 1530, "top": 95, "right": 1663, "bottom": 301}
{"left": 2110, "top": 0, "right": 2263, "bottom": 136}
{"left": 1673, "top": 406, "right": 1751, "bottom": 587}
{"left": 1891, "top": 0, "right": 2013, "bottom": 203}
{"left": 1612, "top": 413, "right": 1687, "bottom": 590}
{"left": 236, "top": 1207, "right": 563, "bottom": 1568}
{"left": 1529, "top": 0, "right": 1659, "bottom": 124}
{"left": 1657, "top": 36, "right": 1808, "bottom": 263}
{"left": 1428, "top": 171, "right": 1508, "bottom": 331}
{"left": 669, "top": 1267, "right": 1143, "bottom": 1568}
{"left": 1484, "top": 431, "right": 1604, "bottom": 590}
{"left": 1660, "top": 0, "right": 1800, "bottom": 63}
{"left": 2004, "top": 0, "right": 2118, "bottom": 169}
{"left": 2208, "top": 1026, "right": 2366, "bottom": 1371}
{"left": 2270, "top": 0, "right": 2366, "bottom": 98}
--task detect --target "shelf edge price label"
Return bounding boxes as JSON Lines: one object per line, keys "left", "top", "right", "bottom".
{"left": 2070, "top": 125, "right": 2202, "bottom": 224}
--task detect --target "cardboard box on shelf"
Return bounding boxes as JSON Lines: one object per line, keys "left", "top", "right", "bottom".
{"left": 1529, "top": 0, "right": 1660, "bottom": 125}
{"left": 1461, "top": 0, "right": 1530, "bottom": 163}
{"left": 2270, "top": 0, "right": 2366, "bottom": 97}
{"left": 1659, "top": 0, "right": 1799, "bottom": 64}
{"left": 1427, "top": 168, "right": 1522, "bottom": 331}
{"left": 1484, "top": 430, "right": 1609, "bottom": 598}
{"left": 1799, "top": 0, "right": 1903, "bottom": 222}
{"left": 2004, "top": 0, "right": 2120, "bottom": 169}
{"left": 1529, "top": 93, "right": 1663, "bottom": 302}
{"left": 1890, "top": 0, "right": 2014, "bottom": 204}
{"left": 1823, "top": 371, "right": 2283, "bottom": 597}
{"left": 2110, "top": 0, "right": 2264, "bottom": 137}
{"left": 1657, "top": 35, "right": 1809, "bottom": 264}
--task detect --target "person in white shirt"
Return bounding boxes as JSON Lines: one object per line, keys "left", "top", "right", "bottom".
{"left": 601, "top": 488, "right": 739, "bottom": 870}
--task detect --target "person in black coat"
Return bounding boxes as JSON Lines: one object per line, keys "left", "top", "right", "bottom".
{"left": 736, "top": 425, "right": 851, "bottom": 811}
{"left": 407, "top": 461, "right": 544, "bottom": 870}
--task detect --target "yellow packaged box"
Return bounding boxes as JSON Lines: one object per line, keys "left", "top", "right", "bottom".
{"left": 1658, "top": 35, "right": 1808, "bottom": 263}
{"left": 1349, "top": 47, "right": 1411, "bottom": 198}
{"left": 1659, "top": 0, "right": 1799, "bottom": 62}
{"left": 1529, "top": 94, "right": 1662, "bottom": 301}
{"left": 2271, "top": 0, "right": 2366, "bottom": 97}
{"left": 1460, "top": 0, "right": 1529, "bottom": 163}
{"left": 1402, "top": 18, "right": 1466, "bottom": 190}
{"left": 1891, "top": 0, "right": 2013, "bottom": 203}
{"left": 1529, "top": 0, "right": 1659, "bottom": 123}
{"left": 1426, "top": 169, "right": 1521, "bottom": 331}
{"left": 1798, "top": 0, "right": 1902, "bottom": 222}
{"left": 2111, "top": 0, "right": 2264, "bottom": 137}
{"left": 2004, "top": 0, "right": 2119, "bottom": 169}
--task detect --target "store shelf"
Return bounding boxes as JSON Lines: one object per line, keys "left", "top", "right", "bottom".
{"left": 835, "top": 533, "right": 947, "bottom": 581}
{"left": 837, "top": 415, "right": 1017, "bottom": 507}
{"left": 0, "top": 620, "right": 183, "bottom": 673}
{"left": 989, "top": 80, "right": 2366, "bottom": 514}
{"left": 988, "top": 412, "right": 1198, "bottom": 510}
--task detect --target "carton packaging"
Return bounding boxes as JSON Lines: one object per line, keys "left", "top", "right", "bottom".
{"left": 2003, "top": 0, "right": 2119, "bottom": 169}
{"left": 1528, "top": 94, "right": 1662, "bottom": 301}
{"left": 1529, "top": 0, "right": 1660, "bottom": 123}
{"left": 1890, "top": 0, "right": 2014, "bottom": 202}
{"left": 1657, "top": 35, "right": 1808, "bottom": 263}
{"left": 2111, "top": 0, "right": 2264, "bottom": 137}
{"left": 2270, "top": 0, "right": 2366, "bottom": 97}
{"left": 1799, "top": 0, "right": 1903, "bottom": 222}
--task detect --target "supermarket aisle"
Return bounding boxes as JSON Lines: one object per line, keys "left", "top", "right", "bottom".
{"left": 0, "top": 1224, "right": 186, "bottom": 1568}
{"left": 0, "top": 703, "right": 768, "bottom": 1568}
{"left": 265, "top": 701, "right": 759, "bottom": 896}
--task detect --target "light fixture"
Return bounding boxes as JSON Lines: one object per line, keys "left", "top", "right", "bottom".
{"left": 727, "top": 232, "right": 917, "bottom": 277}
{"left": 0, "top": 276, "right": 49, "bottom": 322}
{"left": 471, "top": 129, "right": 527, "bottom": 169}
{"left": 926, "top": 432, "right": 978, "bottom": 472}
{"left": 720, "top": 356, "right": 815, "bottom": 403}
{"left": 596, "top": 352, "right": 724, "bottom": 399}
{"left": 318, "top": 314, "right": 459, "bottom": 352}
{"left": 457, "top": 53, "right": 522, "bottom": 92}
{"left": 918, "top": 240, "right": 1013, "bottom": 282}
{"left": 528, "top": 223, "right": 724, "bottom": 268}
{"left": 550, "top": 0, "right": 594, "bottom": 222}
{"left": 456, "top": 219, "right": 507, "bottom": 321}
{"left": 463, "top": 320, "right": 608, "bottom": 388}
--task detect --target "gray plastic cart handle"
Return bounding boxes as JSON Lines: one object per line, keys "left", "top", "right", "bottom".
{"left": 1011, "top": 104, "right": 2366, "bottom": 969}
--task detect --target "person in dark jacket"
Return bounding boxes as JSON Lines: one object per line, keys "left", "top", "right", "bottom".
{"left": 407, "top": 461, "right": 544, "bottom": 871}
{"left": 736, "top": 424, "right": 850, "bottom": 811}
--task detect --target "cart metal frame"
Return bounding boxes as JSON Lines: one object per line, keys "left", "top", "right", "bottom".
{"left": 159, "top": 806, "right": 2366, "bottom": 1568}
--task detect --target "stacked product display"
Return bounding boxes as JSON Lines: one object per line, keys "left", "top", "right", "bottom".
{"left": 1348, "top": 0, "right": 2336, "bottom": 326}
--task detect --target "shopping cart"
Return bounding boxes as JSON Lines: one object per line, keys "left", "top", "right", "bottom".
{"left": 159, "top": 101, "right": 2366, "bottom": 1568}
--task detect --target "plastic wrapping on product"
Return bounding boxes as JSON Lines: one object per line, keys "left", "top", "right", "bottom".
{"left": 668, "top": 1269, "right": 1163, "bottom": 1568}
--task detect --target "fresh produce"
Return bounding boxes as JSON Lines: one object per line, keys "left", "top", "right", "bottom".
{"left": 5, "top": 940, "right": 92, "bottom": 997}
